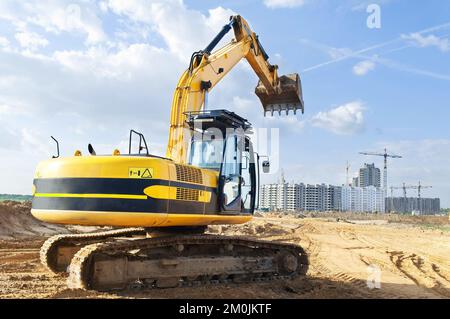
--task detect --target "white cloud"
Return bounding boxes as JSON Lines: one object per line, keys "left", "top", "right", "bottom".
{"left": 0, "top": 1, "right": 248, "bottom": 126}
{"left": 232, "top": 96, "right": 254, "bottom": 111}
{"left": 0, "top": 1, "right": 106, "bottom": 45}
{"left": 15, "top": 31, "right": 49, "bottom": 50}
{"left": 205, "top": 7, "right": 237, "bottom": 32}
{"left": 20, "top": 128, "right": 53, "bottom": 155}
{"left": 263, "top": 0, "right": 306, "bottom": 8}
{"left": 0, "top": 43, "right": 184, "bottom": 124}
{"left": 0, "top": 104, "right": 13, "bottom": 115}
{"left": 328, "top": 47, "right": 353, "bottom": 60}
{"left": 53, "top": 44, "right": 170, "bottom": 80}
{"left": 0, "top": 102, "right": 29, "bottom": 116}
{"left": 104, "top": 1, "right": 236, "bottom": 60}
{"left": 350, "top": 0, "right": 394, "bottom": 12}
{"left": 262, "top": 114, "right": 305, "bottom": 133}
{"left": 0, "top": 36, "right": 10, "bottom": 47}
{"left": 311, "top": 101, "right": 366, "bottom": 135}
{"left": 352, "top": 60, "right": 375, "bottom": 76}
{"left": 401, "top": 33, "right": 449, "bottom": 52}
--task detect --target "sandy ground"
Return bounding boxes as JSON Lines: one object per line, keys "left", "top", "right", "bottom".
{"left": 0, "top": 208, "right": 449, "bottom": 299}
{"left": 0, "top": 201, "right": 69, "bottom": 239}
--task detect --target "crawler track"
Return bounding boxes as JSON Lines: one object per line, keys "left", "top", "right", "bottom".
{"left": 40, "top": 228, "right": 146, "bottom": 273}
{"left": 67, "top": 235, "right": 309, "bottom": 291}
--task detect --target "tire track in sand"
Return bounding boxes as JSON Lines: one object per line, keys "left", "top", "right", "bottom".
{"left": 295, "top": 223, "right": 404, "bottom": 298}
{"left": 347, "top": 228, "right": 450, "bottom": 298}
{"left": 388, "top": 250, "right": 450, "bottom": 298}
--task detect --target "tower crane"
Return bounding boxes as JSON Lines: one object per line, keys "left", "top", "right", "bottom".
{"left": 389, "top": 184, "right": 406, "bottom": 212}
{"left": 346, "top": 161, "right": 350, "bottom": 186}
{"left": 359, "top": 148, "right": 402, "bottom": 192}
{"left": 389, "top": 182, "right": 432, "bottom": 214}
{"left": 410, "top": 181, "right": 432, "bottom": 214}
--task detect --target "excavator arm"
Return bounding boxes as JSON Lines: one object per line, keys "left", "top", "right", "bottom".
{"left": 166, "top": 15, "right": 304, "bottom": 163}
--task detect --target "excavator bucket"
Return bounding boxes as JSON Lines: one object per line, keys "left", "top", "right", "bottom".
{"left": 255, "top": 73, "right": 304, "bottom": 116}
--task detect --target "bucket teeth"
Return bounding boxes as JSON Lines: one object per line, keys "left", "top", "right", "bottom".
{"left": 255, "top": 73, "right": 304, "bottom": 116}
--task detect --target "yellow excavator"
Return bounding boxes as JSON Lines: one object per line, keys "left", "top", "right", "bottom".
{"left": 31, "top": 15, "right": 307, "bottom": 290}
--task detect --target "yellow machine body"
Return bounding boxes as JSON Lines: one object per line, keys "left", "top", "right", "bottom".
{"left": 31, "top": 156, "right": 251, "bottom": 227}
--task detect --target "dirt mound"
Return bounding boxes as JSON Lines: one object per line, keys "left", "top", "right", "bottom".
{"left": 208, "top": 221, "right": 293, "bottom": 237}
{"left": 0, "top": 201, "right": 69, "bottom": 239}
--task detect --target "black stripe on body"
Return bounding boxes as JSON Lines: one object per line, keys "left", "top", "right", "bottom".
{"left": 34, "top": 178, "right": 215, "bottom": 194}
{"left": 32, "top": 196, "right": 209, "bottom": 214}
{"left": 32, "top": 178, "right": 226, "bottom": 215}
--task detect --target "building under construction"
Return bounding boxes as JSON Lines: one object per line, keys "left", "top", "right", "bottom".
{"left": 385, "top": 197, "right": 440, "bottom": 215}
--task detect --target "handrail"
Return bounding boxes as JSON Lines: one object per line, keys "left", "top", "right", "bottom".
{"left": 51, "top": 136, "right": 60, "bottom": 158}
{"left": 128, "top": 129, "right": 149, "bottom": 155}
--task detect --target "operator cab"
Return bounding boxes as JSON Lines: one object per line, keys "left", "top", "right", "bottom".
{"left": 186, "top": 110, "right": 257, "bottom": 215}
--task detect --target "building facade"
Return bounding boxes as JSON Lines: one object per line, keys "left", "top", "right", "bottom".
{"left": 341, "top": 186, "right": 385, "bottom": 213}
{"left": 259, "top": 183, "right": 341, "bottom": 212}
{"left": 358, "top": 163, "right": 381, "bottom": 188}
{"left": 260, "top": 182, "right": 386, "bottom": 213}
{"left": 385, "top": 197, "right": 440, "bottom": 215}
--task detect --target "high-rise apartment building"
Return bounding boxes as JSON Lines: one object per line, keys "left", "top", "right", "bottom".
{"left": 259, "top": 183, "right": 341, "bottom": 212}
{"left": 358, "top": 163, "right": 381, "bottom": 187}
{"left": 385, "top": 197, "right": 440, "bottom": 215}
{"left": 260, "top": 181, "right": 385, "bottom": 213}
{"left": 341, "top": 186, "right": 385, "bottom": 213}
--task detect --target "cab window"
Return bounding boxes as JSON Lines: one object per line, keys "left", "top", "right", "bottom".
{"left": 222, "top": 135, "right": 240, "bottom": 206}
{"left": 189, "top": 134, "right": 224, "bottom": 171}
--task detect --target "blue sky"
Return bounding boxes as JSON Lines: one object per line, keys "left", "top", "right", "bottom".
{"left": 0, "top": 0, "right": 449, "bottom": 207}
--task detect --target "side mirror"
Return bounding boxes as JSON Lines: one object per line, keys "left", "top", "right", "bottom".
{"left": 262, "top": 160, "right": 270, "bottom": 173}
{"left": 88, "top": 143, "right": 97, "bottom": 156}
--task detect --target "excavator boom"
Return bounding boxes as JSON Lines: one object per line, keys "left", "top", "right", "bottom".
{"left": 166, "top": 15, "right": 304, "bottom": 163}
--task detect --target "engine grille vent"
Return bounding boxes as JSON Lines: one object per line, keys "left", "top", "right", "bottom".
{"left": 175, "top": 164, "right": 203, "bottom": 184}
{"left": 176, "top": 188, "right": 200, "bottom": 201}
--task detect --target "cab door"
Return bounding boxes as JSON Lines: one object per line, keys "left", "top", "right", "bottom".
{"left": 219, "top": 134, "right": 256, "bottom": 214}
{"left": 240, "top": 137, "right": 256, "bottom": 214}
{"left": 219, "top": 134, "right": 242, "bottom": 213}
